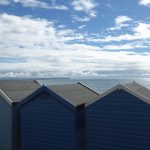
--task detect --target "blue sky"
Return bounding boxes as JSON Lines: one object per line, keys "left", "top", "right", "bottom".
{"left": 0, "top": 0, "right": 150, "bottom": 78}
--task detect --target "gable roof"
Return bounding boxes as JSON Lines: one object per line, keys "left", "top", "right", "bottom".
{"left": 0, "top": 80, "right": 41, "bottom": 104}
{"left": 86, "top": 82, "right": 150, "bottom": 107}
{"left": 47, "top": 82, "right": 100, "bottom": 106}
{"left": 124, "top": 82, "right": 150, "bottom": 100}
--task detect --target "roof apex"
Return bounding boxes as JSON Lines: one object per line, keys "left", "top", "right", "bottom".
{"left": 18, "top": 85, "right": 76, "bottom": 111}
{"left": 86, "top": 82, "right": 150, "bottom": 107}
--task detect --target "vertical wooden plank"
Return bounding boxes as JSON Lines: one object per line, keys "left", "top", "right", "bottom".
{"left": 20, "top": 92, "right": 76, "bottom": 150}
{"left": 86, "top": 90, "right": 150, "bottom": 150}
{"left": 0, "top": 96, "right": 12, "bottom": 150}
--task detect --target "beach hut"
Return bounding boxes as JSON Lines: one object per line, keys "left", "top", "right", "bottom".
{"left": 19, "top": 83, "right": 99, "bottom": 150}
{"left": 0, "top": 80, "right": 41, "bottom": 150}
{"left": 86, "top": 82, "right": 150, "bottom": 150}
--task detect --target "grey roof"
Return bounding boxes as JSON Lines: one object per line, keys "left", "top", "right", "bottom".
{"left": 124, "top": 82, "right": 150, "bottom": 100}
{"left": 48, "top": 83, "right": 100, "bottom": 106}
{"left": 0, "top": 80, "right": 41, "bottom": 103}
{"left": 86, "top": 82, "right": 150, "bottom": 107}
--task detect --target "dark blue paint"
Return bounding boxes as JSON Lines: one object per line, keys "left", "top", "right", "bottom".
{"left": 12, "top": 103, "right": 20, "bottom": 150}
{"left": 20, "top": 92, "right": 77, "bottom": 150}
{"left": 86, "top": 89, "right": 150, "bottom": 150}
{"left": 0, "top": 96, "right": 12, "bottom": 150}
{"left": 76, "top": 105, "right": 86, "bottom": 150}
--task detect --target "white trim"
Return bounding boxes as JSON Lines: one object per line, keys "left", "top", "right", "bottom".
{"left": 85, "top": 84, "right": 150, "bottom": 107}
{"left": 0, "top": 88, "right": 12, "bottom": 105}
{"left": 35, "top": 79, "right": 42, "bottom": 85}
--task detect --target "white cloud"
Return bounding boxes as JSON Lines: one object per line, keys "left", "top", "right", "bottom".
{"left": 0, "top": 13, "right": 83, "bottom": 48}
{"left": 134, "top": 23, "right": 150, "bottom": 38}
{"left": 1, "top": 49, "right": 150, "bottom": 78}
{"left": 0, "top": 13, "right": 150, "bottom": 78}
{"left": 88, "top": 34, "right": 137, "bottom": 42}
{"left": 71, "top": 0, "right": 97, "bottom": 13}
{"left": 72, "top": 16, "right": 91, "bottom": 22}
{"left": 103, "top": 43, "right": 149, "bottom": 50}
{"left": 72, "top": 14, "right": 96, "bottom": 22}
{"left": 108, "top": 16, "right": 133, "bottom": 31}
{"left": 0, "top": 0, "right": 68, "bottom": 10}
{"left": 88, "top": 22, "right": 150, "bottom": 42}
{"left": 89, "top": 11, "right": 97, "bottom": 17}
{"left": 139, "top": 0, "right": 150, "bottom": 7}
{"left": 0, "top": 0, "right": 10, "bottom": 5}
{"left": 107, "top": 16, "right": 133, "bottom": 31}
{"left": 14, "top": 0, "right": 49, "bottom": 8}
{"left": 78, "top": 25, "right": 86, "bottom": 29}
{"left": 115, "top": 16, "right": 133, "bottom": 25}
{"left": 71, "top": 0, "right": 97, "bottom": 22}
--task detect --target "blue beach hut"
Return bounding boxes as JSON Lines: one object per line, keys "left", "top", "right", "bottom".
{"left": 19, "top": 83, "right": 99, "bottom": 150}
{"left": 86, "top": 82, "right": 150, "bottom": 150}
{"left": 0, "top": 80, "right": 41, "bottom": 150}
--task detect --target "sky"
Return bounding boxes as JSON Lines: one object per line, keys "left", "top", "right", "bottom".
{"left": 0, "top": 0, "right": 150, "bottom": 78}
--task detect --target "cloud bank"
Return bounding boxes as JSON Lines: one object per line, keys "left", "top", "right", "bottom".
{"left": 0, "top": 0, "right": 68, "bottom": 10}
{"left": 0, "top": 13, "right": 150, "bottom": 78}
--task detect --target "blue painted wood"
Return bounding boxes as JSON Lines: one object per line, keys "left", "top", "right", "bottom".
{"left": 12, "top": 103, "right": 20, "bottom": 150}
{"left": 76, "top": 105, "right": 86, "bottom": 150}
{"left": 0, "top": 96, "right": 12, "bottom": 150}
{"left": 20, "top": 92, "right": 77, "bottom": 150}
{"left": 86, "top": 89, "right": 150, "bottom": 150}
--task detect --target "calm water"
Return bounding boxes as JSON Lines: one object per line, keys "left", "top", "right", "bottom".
{"left": 38, "top": 78, "right": 150, "bottom": 93}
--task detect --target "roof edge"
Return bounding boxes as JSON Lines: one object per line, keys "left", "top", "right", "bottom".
{"left": 34, "top": 79, "right": 42, "bottom": 85}
{"left": 18, "top": 86, "right": 76, "bottom": 111}
{"left": 123, "top": 84, "right": 150, "bottom": 105}
{"left": 77, "top": 82, "right": 100, "bottom": 95}
{"left": 46, "top": 87, "right": 78, "bottom": 108}
{"left": 85, "top": 84, "right": 122, "bottom": 107}
{"left": 86, "top": 83, "right": 150, "bottom": 107}
{"left": 0, "top": 88, "right": 12, "bottom": 105}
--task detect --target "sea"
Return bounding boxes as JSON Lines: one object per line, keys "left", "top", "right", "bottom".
{"left": 38, "top": 78, "right": 150, "bottom": 93}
